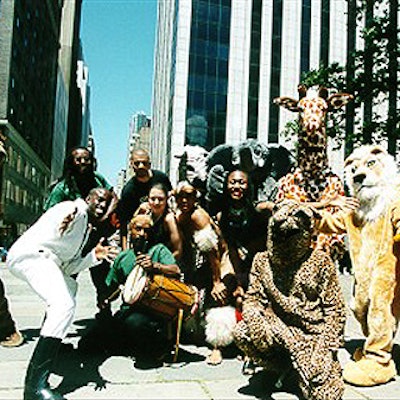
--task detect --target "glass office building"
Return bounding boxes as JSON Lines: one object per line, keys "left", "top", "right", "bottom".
{"left": 152, "top": 0, "right": 350, "bottom": 182}
{"left": 186, "top": 0, "right": 231, "bottom": 149}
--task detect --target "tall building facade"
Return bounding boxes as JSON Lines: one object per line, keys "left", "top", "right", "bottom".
{"left": 52, "top": 0, "right": 84, "bottom": 181}
{"left": 64, "top": 0, "right": 84, "bottom": 152}
{"left": 0, "top": 0, "right": 85, "bottom": 242}
{"left": 0, "top": 0, "right": 63, "bottom": 241}
{"left": 77, "top": 44, "right": 91, "bottom": 148}
{"left": 152, "top": 0, "right": 349, "bottom": 183}
{"left": 125, "top": 112, "right": 151, "bottom": 178}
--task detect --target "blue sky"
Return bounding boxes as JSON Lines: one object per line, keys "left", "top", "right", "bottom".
{"left": 81, "top": 0, "right": 157, "bottom": 185}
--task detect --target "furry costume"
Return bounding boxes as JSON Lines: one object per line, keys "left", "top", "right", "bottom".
{"left": 274, "top": 86, "right": 353, "bottom": 262}
{"left": 175, "top": 140, "right": 295, "bottom": 214}
{"left": 205, "top": 306, "right": 237, "bottom": 348}
{"left": 234, "top": 201, "right": 346, "bottom": 400}
{"left": 317, "top": 145, "right": 400, "bottom": 386}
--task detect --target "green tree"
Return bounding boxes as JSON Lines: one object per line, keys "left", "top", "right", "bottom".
{"left": 282, "top": 0, "right": 399, "bottom": 156}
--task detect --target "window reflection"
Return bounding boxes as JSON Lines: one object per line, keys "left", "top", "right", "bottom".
{"left": 186, "top": 0, "right": 231, "bottom": 149}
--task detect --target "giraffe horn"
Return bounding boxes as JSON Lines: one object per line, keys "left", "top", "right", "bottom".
{"left": 298, "top": 84, "right": 307, "bottom": 99}
{"left": 318, "top": 87, "right": 329, "bottom": 99}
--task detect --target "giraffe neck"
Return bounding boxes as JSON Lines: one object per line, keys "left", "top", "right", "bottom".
{"left": 297, "top": 126, "right": 330, "bottom": 201}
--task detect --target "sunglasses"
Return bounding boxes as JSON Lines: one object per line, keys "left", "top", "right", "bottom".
{"left": 132, "top": 160, "right": 150, "bottom": 167}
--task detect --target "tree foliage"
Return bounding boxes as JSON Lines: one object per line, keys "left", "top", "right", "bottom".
{"left": 281, "top": 0, "right": 399, "bottom": 155}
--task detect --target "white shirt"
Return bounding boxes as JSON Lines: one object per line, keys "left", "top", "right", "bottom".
{"left": 7, "top": 199, "right": 100, "bottom": 275}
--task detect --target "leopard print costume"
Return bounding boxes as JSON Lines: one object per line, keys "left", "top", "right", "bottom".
{"left": 276, "top": 169, "right": 345, "bottom": 260}
{"left": 234, "top": 201, "right": 346, "bottom": 400}
{"left": 274, "top": 85, "right": 353, "bottom": 261}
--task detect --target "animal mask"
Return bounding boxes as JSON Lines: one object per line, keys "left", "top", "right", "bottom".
{"left": 344, "top": 145, "right": 398, "bottom": 201}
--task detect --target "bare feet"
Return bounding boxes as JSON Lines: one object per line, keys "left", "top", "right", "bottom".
{"left": 206, "top": 348, "right": 222, "bottom": 365}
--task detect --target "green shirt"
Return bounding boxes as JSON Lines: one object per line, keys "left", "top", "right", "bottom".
{"left": 44, "top": 172, "right": 112, "bottom": 211}
{"left": 106, "top": 243, "right": 176, "bottom": 287}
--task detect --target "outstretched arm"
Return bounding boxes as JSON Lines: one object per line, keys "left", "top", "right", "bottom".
{"left": 308, "top": 194, "right": 359, "bottom": 211}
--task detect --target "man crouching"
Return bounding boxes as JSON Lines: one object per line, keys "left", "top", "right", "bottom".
{"left": 7, "top": 188, "right": 118, "bottom": 400}
{"left": 234, "top": 201, "right": 346, "bottom": 400}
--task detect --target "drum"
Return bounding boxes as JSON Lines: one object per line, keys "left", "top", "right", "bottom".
{"left": 123, "top": 267, "right": 198, "bottom": 319}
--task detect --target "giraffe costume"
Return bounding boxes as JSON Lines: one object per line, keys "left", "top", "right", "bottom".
{"left": 274, "top": 85, "right": 353, "bottom": 260}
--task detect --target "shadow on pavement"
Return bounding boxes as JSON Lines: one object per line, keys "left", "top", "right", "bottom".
{"left": 20, "top": 327, "right": 41, "bottom": 343}
{"left": 343, "top": 338, "right": 364, "bottom": 358}
{"left": 53, "top": 344, "right": 109, "bottom": 395}
{"left": 50, "top": 317, "right": 208, "bottom": 396}
{"left": 238, "top": 369, "right": 301, "bottom": 400}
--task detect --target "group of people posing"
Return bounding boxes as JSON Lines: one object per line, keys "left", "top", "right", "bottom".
{"left": 2, "top": 143, "right": 400, "bottom": 400}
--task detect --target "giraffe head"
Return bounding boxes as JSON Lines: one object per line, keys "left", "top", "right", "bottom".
{"left": 274, "top": 85, "right": 353, "bottom": 135}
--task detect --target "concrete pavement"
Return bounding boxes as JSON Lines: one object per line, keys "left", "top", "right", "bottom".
{"left": 1, "top": 262, "right": 400, "bottom": 400}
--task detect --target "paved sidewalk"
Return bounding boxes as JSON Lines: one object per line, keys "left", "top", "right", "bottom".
{"left": 1, "top": 262, "right": 400, "bottom": 400}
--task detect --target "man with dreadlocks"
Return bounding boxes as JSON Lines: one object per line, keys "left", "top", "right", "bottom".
{"left": 44, "top": 147, "right": 116, "bottom": 210}
{"left": 44, "top": 147, "right": 119, "bottom": 317}
{"left": 7, "top": 188, "right": 119, "bottom": 400}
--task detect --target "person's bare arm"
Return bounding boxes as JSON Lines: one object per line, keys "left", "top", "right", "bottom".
{"left": 255, "top": 201, "right": 275, "bottom": 212}
{"left": 121, "top": 234, "right": 128, "bottom": 251}
{"left": 101, "top": 190, "right": 119, "bottom": 222}
{"left": 165, "top": 212, "right": 183, "bottom": 261}
{"left": 193, "top": 208, "right": 227, "bottom": 303}
{"left": 136, "top": 254, "right": 180, "bottom": 276}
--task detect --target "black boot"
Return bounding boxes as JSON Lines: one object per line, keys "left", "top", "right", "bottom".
{"left": 24, "top": 336, "right": 64, "bottom": 400}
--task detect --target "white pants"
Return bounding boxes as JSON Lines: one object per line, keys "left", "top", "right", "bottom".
{"left": 8, "top": 253, "right": 77, "bottom": 339}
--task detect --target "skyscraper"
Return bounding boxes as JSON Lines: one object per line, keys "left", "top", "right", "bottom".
{"left": 151, "top": 0, "right": 349, "bottom": 183}
{"left": 0, "top": 0, "right": 84, "bottom": 241}
{"left": 124, "top": 112, "right": 151, "bottom": 178}
{"left": 0, "top": 0, "right": 63, "bottom": 240}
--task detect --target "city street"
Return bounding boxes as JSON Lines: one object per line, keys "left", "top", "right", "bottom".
{"left": 1, "top": 262, "right": 400, "bottom": 400}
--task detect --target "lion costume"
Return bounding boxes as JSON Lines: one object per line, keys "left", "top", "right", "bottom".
{"left": 317, "top": 144, "right": 400, "bottom": 386}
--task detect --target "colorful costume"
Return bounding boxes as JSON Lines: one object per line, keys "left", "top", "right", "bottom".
{"left": 274, "top": 85, "right": 353, "bottom": 261}
{"left": 234, "top": 201, "right": 346, "bottom": 399}
{"left": 318, "top": 196, "right": 400, "bottom": 385}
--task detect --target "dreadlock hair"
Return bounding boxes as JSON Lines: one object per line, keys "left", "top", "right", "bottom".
{"left": 49, "top": 146, "right": 98, "bottom": 197}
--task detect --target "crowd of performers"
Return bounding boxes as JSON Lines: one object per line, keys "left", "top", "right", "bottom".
{"left": 1, "top": 141, "right": 400, "bottom": 400}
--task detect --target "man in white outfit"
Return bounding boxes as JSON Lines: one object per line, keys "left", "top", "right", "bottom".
{"left": 7, "top": 188, "right": 119, "bottom": 400}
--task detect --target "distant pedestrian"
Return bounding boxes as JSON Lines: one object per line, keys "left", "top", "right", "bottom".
{"left": 0, "top": 278, "right": 24, "bottom": 347}
{"left": 0, "top": 135, "right": 24, "bottom": 348}
{"left": 7, "top": 188, "right": 118, "bottom": 400}
{"left": 117, "top": 148, "right": 172, "bottom": 250}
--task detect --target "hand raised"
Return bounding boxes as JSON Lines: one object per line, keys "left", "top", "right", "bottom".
{"left": 94, "top": 237, "right": 119, "bottom": 263}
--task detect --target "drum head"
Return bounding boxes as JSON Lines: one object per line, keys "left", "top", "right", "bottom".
{"left": 122, "top": 266, "right": 146, "bottom": 305}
